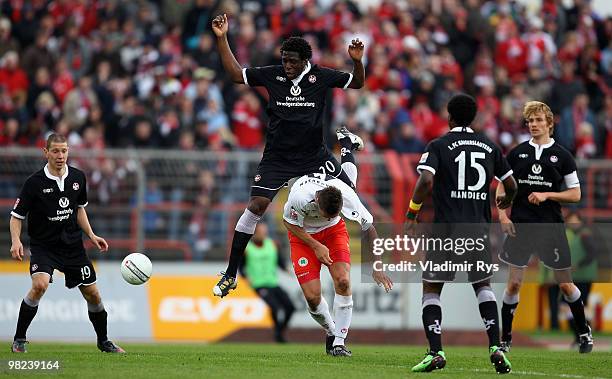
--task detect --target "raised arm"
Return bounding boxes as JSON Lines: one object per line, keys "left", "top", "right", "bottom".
{"left": 212, "top": 14, "right": 244, "bottom": 84}
{"left": 347, "top": 38, "right": 365, "bottom": 89}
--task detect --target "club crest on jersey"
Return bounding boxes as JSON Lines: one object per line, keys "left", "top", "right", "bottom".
{"left": 531, "top": 164, "right": 542, "bottom": 174}
{"left": 550, "top": 155, "right": 558, "bottom": 163}
{"left": 59, "top": 197, "right": 69, "bottom": 208}
{"left": 519, "top": 153, "right": 528, "bottom": 158}
{"left": 298, "top": 257, "right": 308, "bottom": 267}
{"left": 290, "top": 85, "right": 301, "bottom": 96}
{"left": 290, "top": 208, "right": 299, "bottom": 221}
{"left": 31, "top": 264, "right": 38, "bottom": 272}
{"left": 419, "top": 152, "right": 429, "bottom": 163}
{"left": 254, "top": 174, "right": 261, "bottom": 182}
{"left": 73, "top": 182, "right": 79, "bottom": 191}
{"left": 308, "top": 74, "right": 316, "bottom": 83}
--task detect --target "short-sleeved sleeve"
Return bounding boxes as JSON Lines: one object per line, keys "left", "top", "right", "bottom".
{"left": 319, "top": 67, "right": 352, "bottom": 89}
{"left": 416, "top": 141, "right": 439, "bottom": 175}
{"left": 560, "top": 150, "right": 580, "bottom": 188}
{"left": 78, "top": 173, "right": 88, "bottom": 207}
{"left": 243, "top": 66, "right": 276, "bottom": 87}
{"left": 494, "top": 146, "right": 513, "bottom": 182}
{"left": 283, "top": 193, "right": 306, "bottom": 227}
{"left": 11, "top": 178, "right": 34, "bottom": 219}
{"left": 342, "top": 195, "right": 374, "bottom": 231}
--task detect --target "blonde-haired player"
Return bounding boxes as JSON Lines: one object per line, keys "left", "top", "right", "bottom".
{"left": 496, "top": 101, "right": 592, "bottom": 353}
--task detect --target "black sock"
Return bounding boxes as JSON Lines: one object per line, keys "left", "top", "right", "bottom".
{"left": 226, "top": 231, "right": 253, "bottom": 277}
{"left": 339, "top": 138, "right": 356, "bottom": 165}
{"left": 14, "top": 300, "right": 38, "bottom": 340}
{"left": 568, "top": 318, "right": 580, "bottom": 342}
{"left": 479, "top": 301, "right": 501, "bottom": 347}
{"left": 422, "top": 304, "right": 443, "bottom": 353}
{"left": 567, "top": 299, "right": 589, "bottom": 335}
{"left": 88, "top": 309, "right": 108, "bottom": 342}
{"left": 501, "top": 301, "right": 518, "bottom": 342}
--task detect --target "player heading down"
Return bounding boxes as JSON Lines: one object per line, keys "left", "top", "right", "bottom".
{"left": 282, "top": 133, "right": 392, "bottom": 357}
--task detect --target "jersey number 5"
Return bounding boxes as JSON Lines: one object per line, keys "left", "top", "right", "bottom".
{"left": 454, "top": 151, "right": 486, "bottom": 191}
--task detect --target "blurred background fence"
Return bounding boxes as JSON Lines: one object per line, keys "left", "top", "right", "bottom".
{"left": 1, "top": 147, "right": 610, "bottom": 262}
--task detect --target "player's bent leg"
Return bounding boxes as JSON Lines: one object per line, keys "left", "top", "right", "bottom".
{"left": 413, "top": 282, "right": 446, "bottom": 372}
{"left": 329, "top": 262, "right": 352, "bottom": 356}
{"left": 336, "top": 126, "right": 362, "bottom": 187}
{"left": 12, "top": 273, "right": 50, "bottom": 352}
{"left": 501, "top": 267, "right": 524, "bottom": 352}
{"left": 473, "top": 282, "right": 501, "bottom": 348}
{"left": 300, "top": 279, "right": 336, "bottom": 354}
{"left": 557, "top": 278, "right": 593, "bottom": 353}
{"left": 79, "top": 284, "right": 125, "bottom": 353}
{"left": 214, "top": 197, "right": 269, "bottom": 298}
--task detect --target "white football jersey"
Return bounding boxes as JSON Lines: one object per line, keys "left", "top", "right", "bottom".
{"left": 283, "top": 173, "right": 373, "bottom": 234}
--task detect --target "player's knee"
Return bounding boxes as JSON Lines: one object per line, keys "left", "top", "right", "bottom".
{"left": 507, "top": 280, "right": 522, "bottom": 295}
{"left": 559, "top": 282, "right": 574, "bottom": 296}
{"left": 81, "top": 288, "right": 102, "bottom": 304}
{"left": 334, "top": 276, "right": 351, "bottom": 294}
{"left": 31, "top": 281, "right": 49, "bottom": 298}
{"left": 305, "top": 293, "right": 321, "bottom": 310}
{"left": 247, "top": 197, "right": 270, "bottom": 216}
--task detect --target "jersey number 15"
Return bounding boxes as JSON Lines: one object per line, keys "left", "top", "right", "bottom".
{"left": 454, "top": 151, "right": 486, "bottom": 191}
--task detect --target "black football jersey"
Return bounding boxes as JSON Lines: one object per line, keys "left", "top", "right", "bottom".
{"left": 11, "top": 165, "right": 88, "bottom": 246}
{"left": 506, "top": 139, "right": 579, "bottom": 223}
{"left": 417, "top": 127, "right": 513, "bottom": 223}
{"left": 243, "top": 62, "right": 352, "bottom": 160}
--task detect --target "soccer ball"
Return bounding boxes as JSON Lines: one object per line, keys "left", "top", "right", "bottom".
{"left": 121, "top": 253, "right": 152, "bottom": 285}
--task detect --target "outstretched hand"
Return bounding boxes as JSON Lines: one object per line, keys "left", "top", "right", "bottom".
{"left": 348, "top": 38, "right": 364, "bottom": 61}
{"left": 212, "top": 14, "right": 229, "bottom": 37}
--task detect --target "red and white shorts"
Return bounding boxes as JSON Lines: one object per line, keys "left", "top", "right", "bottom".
{"left": 288, "top": 219, "right": 351, "bottom": 284}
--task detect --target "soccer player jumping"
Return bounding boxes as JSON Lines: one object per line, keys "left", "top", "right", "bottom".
{"left": 211, "top": 13, "right": 366, "bottom": 297}
{"left": 406, "top": 94, "right": 517, "bottom": 373}
{"left": 497, "top": 101, "right": 593, "bottom": 353}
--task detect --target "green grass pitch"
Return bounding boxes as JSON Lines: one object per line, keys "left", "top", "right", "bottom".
{"left": 0, "top": 342, "right": 609, "bottom": 378}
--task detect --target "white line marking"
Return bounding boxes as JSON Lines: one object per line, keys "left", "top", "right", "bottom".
{"left": 456, "top": 368, "right": 610, "bottom": 379}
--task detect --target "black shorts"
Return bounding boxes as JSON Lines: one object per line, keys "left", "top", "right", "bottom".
{"left": 499, "top": 223, "right": 571, "bottom": 270}
{"left": 251, "top": 147, "right": 350, "bottom": 199}
{"left": 422, "top": 224, "right": 494, "bottom": 284}
{"left": 29, "top": 243, "right": 96, "bottom": 289}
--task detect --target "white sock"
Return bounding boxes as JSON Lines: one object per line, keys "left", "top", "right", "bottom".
{"left": 332, "top": 294, "right": 353, "bottom": 346}
{"left": 341, "top": 162, "right": 357, "bottom": 186}
{"left": 308, "top": 297, "right": 335, "bottom": 336}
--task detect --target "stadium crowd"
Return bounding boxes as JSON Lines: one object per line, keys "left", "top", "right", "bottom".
{"left": 0, "top": 0, "right": 611, "bottom": 159}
